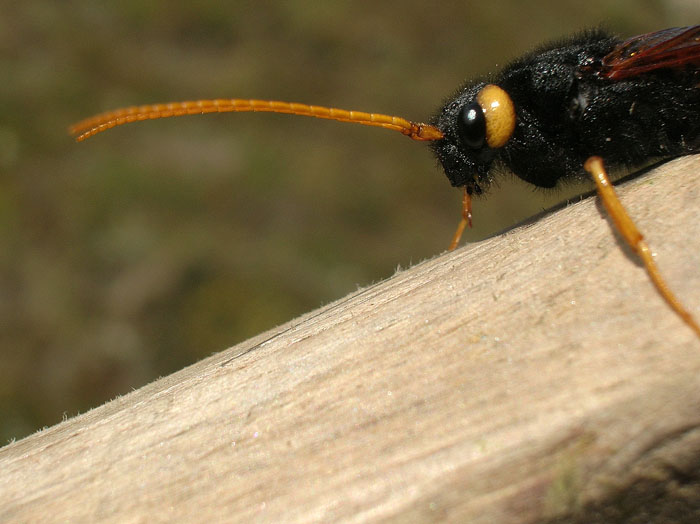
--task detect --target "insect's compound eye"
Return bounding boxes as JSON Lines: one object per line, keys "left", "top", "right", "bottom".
{"left": 475, "top": 84, "right": 516, "bottom": 149}
{"left": 457, "top": 102, "right": 486, "bottom": 149}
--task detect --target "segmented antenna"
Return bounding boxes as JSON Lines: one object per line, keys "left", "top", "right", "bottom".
{"left": 69, "top": 99, "right": 444, "bottom": 142}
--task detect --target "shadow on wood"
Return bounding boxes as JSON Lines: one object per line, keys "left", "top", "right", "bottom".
{"left": 2, "top": 156, "right": 700, "bottom": 523}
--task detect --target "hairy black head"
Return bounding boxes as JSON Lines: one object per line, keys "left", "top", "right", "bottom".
{"left": 430, "top": 81, "right": 496, "bottom": 194}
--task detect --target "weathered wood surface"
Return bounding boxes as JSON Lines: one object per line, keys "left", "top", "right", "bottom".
{"left": 2, "top": 156, "right": 700, "bottom": 523}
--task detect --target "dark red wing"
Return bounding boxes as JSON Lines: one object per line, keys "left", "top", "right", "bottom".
{"left": 601, "top": 25, "right": 700, "bottom": 80}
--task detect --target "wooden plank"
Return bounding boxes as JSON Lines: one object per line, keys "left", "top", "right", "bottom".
{"left": 1, "top": 156, "right": 699, "bottom": 523}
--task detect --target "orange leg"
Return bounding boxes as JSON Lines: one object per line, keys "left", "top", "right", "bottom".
{"left": 448, "top": 187, "right": 472, "bottom": 251}
{"left": 584, "top": 156, "right": 700, "bottom": 339}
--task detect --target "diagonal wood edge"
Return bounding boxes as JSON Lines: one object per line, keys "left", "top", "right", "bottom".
{"left": 1, "top": 155, "right": 699, "bottom": 523}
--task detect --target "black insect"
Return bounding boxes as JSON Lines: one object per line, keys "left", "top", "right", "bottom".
{"left": 70, "top": 25, "right": 700, "bottom": 337}
{"left": 431, "top": 26, "right": 700, "bottom": 195}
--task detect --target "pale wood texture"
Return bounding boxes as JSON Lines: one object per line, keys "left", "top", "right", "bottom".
{"left": 2, "top": 156, "right": 700, "bottom": 523}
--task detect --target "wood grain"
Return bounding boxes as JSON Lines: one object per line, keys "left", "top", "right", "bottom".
{"left": 2, "top": 156, "right": 700, "bottom": 523}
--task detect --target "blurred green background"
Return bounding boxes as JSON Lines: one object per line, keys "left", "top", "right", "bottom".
{"left": 2, "top": 2, "right": 697, "bottom": 443}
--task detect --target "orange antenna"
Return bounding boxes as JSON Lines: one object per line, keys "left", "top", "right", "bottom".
{"left": 69, "top": 99, "right": 444, "bottom": 142}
